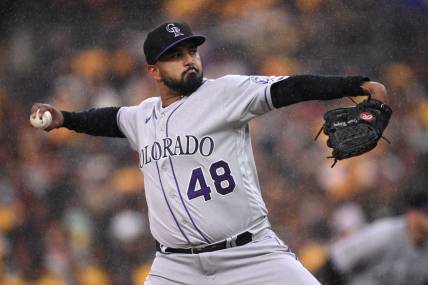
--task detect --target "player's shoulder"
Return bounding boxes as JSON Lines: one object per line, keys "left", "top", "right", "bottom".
{"left": 205, "top": 75, "right": 248, "bottom": 85}
{"left": 201, "top": 75, "right": 251, "bottom": 93}
{"left": 117, "top": 97, "right": 160, "bottom": 122}
{"left": 120, "top": 96, "right": 160, "bottom": 111}
{"left": 366, "top": 216, "right": 405, "bottom": 235}
{"left": 206, "top": 74, "right": 288, "bottom": 85}
{"left": 139, "top": 96, "right": 160, "bottom": 108}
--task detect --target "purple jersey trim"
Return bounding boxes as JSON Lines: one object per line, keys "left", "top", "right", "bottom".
{"left": 168, "top": 156, "right": 210, "bottom": 243}
{"left": 165, "top": 100, "right": 211, "bottom": 243}
{"left": 264, "top": 85, "right": 273, "bottom": 110}
{"left": 155, "top": 161, "right": 191, "bottom": 244}
{"left": 166, "top": 101, "right": 185, "bottom": 137}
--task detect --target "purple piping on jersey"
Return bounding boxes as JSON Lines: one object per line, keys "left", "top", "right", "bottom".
{"left": 165, "top": 100, "right": 211, "bottom": 243}
{"left": 168, "top": 156, "right": 210, "bottom": 243}
{"left": 164, "top": 81, "right": 207, "bottom": 136}
{"left": 165, "top": 101, "right": 185, "bottom": 137}
{"left": 264, "top": 85, "right": 273, "bottom": 110}
{"left": 155, "top": 161, "right": 191, "bottom": 244}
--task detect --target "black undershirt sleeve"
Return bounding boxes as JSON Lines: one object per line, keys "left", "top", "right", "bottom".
{"left": 270, "top": 75, "right": 370, "bottom": 108}
{"left": 61, "top": 107, "right": 125, "bottom": 138}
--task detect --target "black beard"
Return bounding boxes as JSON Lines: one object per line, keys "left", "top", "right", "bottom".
{"left": 162, "top": 70, "right": 203, "bottom": 96}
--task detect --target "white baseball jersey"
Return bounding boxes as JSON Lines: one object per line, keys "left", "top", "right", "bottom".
{"left": 117, "top": 75, "right": 287, "bottom": 248}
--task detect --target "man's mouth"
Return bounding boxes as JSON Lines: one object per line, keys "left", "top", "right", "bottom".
{"left": 184, "top": 67, "right": 198, "bottom": 75}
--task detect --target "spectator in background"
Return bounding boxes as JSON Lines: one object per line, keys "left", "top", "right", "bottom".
{"left": 321, "top": 184, "right": 428, "bottom": 285}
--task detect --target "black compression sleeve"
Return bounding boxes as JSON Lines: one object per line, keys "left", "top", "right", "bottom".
{"left": 61, "top": 107, "right": 125, "bottom": 138}
{"left": 270, "top": 75, "right": 370, "bottom": 108}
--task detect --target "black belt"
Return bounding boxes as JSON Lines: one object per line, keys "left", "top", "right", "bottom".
{"left": 156, "top": 231, "right": 253, "bottom": 254}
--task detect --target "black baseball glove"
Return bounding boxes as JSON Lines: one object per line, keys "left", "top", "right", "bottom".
{"left": 315, "top": 97, "right": 392, "bottom": 167}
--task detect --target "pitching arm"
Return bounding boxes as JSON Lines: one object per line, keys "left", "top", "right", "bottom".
{"left": 30, "top": 103, "right": 124, "bottom": 137}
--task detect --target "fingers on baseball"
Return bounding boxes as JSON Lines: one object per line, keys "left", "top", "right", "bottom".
{"left": 31, "top": 103, "right": 52, "bottom": 119}
{"left": 31, "top": 104, "right": 40, "bottom": 118}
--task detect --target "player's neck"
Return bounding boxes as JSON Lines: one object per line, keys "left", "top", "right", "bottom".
{"left": 161, "top": 94, "right": 183, "bottom": 107}
{"left": 159, "top": 87, "right": 183, "bottom": 107}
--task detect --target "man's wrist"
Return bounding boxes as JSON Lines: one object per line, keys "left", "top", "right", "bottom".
{"left": 60, "top": 111, "right": 71, "bottom": 128}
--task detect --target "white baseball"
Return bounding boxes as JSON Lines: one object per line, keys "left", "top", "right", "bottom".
{"left": 30, "top": 109, "right": 53, "bottom": 129}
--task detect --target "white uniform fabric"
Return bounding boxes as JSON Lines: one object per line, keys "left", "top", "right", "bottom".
{"left": 117, "top": 75, "right": 284, "bottom": 247}
{"left": 330, "top": 216, "right": 428, "bottom": 285}
{"left": 146, "top": 228, "right": 320, "bottom": 285}
{"left": 117, "top": 75, "right": 320, "bottom": 284}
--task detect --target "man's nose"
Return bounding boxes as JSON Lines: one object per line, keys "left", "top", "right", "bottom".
{"left": 182, "top": 52, "right": 194, "bottom": 65}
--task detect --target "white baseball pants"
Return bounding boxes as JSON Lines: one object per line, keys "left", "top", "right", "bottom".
{"left": 145, "top": 229, "right": 321, "bottom": 285}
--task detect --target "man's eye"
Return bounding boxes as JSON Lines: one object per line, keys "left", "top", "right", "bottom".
{"left": 164, "top": 52, "right": 180, "bottom": 60}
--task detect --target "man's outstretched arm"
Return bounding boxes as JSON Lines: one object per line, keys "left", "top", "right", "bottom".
{"left": 270, "top": 75, "right": 387, "bottom": 107}
{"left": 30, "top": 103, "right": 125, "bottom": 138}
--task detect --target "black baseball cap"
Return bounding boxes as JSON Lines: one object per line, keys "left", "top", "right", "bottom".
{"left": 143, "top": 22, "right": 206, "bottom": 65}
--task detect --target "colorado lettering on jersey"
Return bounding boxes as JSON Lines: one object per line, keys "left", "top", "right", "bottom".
{"left": 139, "top": 135, "right": 215, "bottom": 167}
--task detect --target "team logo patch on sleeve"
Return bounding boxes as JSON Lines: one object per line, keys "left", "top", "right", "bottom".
{"left": 250, "top": 76, "right": 283, "bottom": 85}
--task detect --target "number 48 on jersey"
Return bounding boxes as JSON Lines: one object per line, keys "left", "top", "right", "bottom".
{"left": 187, "top": 160, "right": 236, "bottom": 201}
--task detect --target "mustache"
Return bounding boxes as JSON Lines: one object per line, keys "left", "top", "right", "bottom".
{"left": 183, "top": 66, "right": 199, "bottom": 75}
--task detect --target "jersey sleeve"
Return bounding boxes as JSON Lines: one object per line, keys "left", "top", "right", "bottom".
{"left": 329, "top": 217, "right": 403, "bottom": 273}
{"left": 117, "top": 105, "right": 140, "bottom": 151}
{"left": 219, "top": 75, "right": 288, "bottom": 126}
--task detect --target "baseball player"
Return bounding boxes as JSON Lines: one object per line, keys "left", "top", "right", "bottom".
{"left": 31, "top": 22, "right": 388, "bottom": 284}
{"left": 321, "top": 186, "right": 428, "bottom": 285}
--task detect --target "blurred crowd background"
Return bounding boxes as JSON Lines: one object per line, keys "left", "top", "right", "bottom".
{"left": 0, "top": 0, "right": 427, "bottom": 284}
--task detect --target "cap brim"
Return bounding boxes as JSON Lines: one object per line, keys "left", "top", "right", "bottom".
{"left": 153, "top": 35, "right": 206, "bottom": 63}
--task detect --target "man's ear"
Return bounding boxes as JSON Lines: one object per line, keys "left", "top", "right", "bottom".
{"left": 148, "top": 65, "right": 161, "bottom": 81}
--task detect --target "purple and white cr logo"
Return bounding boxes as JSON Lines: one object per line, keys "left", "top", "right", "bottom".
{"left": 166, "top": 23, "right": 184, "bottom": 37}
